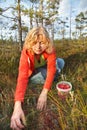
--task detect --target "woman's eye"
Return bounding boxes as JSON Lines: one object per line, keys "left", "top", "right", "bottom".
{"left": 33, "top": 42, "right": 36, "bottom": 45}
{"left": 40, "top": 42, "right": 44, "bottom": 44}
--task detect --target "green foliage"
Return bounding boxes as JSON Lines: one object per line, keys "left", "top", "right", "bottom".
{"left": 0, "top": 42, "right": 20, "bottom": 77}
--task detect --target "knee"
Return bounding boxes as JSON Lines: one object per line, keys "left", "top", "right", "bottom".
{"left": 56, "top": 58, "right": 65, "bottom": 70}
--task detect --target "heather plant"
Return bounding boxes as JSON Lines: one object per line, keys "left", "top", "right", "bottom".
{"left": 0, "top": 43, "right": 20, "bottom": 77}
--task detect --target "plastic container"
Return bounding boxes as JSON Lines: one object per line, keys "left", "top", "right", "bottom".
{"left": 56, "top": 81, "right": 72, "bottom": 98}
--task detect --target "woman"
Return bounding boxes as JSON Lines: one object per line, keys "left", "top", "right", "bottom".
{"left": 10, "top": 26, "right": 65, "bottom": 130}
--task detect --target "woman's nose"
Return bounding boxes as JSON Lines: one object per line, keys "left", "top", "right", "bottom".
{"left": 37, "top": 42, "right": 41, "bottom": 49}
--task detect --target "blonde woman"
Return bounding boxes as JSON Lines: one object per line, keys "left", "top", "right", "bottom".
{"left": 10, "top": 26, "right": 65, "bottom": 130}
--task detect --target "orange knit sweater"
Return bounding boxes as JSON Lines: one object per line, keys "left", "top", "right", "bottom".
{"left": 14, "top": 48, "right": 56, "bottom": 102}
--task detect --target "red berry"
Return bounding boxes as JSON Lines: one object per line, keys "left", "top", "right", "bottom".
{"left": 58, "top": 83, "right": 70, "bottom": 89}
{"left": 58, "top": 84, "right": 64, "bottom": 89}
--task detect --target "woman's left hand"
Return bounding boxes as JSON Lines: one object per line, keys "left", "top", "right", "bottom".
{"left": 37, "top": 88, "right": 48, "bottom": 111}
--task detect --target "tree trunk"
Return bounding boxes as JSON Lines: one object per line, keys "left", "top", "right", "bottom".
{"left": 39, "top": 0, "right": 43, "bottom": 26}
{"left": 30, "top": 6, "right": 33, "bottom": 29}
{"left": 18, "top": 0, "right": 22, "bottom": 50}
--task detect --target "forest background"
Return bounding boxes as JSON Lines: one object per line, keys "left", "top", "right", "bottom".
{"left": 0, "top": 0, "right": 87, "bottom": 130}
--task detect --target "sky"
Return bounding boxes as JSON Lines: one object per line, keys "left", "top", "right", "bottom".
{"left": 58, "top": 0, "right": 87, "bottom": 26}
{"left": 0, "top": 0, "right": 87, "bottom": 39}
{"left": 58, "top": 0, "right": 87, "bottom": 37}
{"left": 59, "top": 0, "right": 87, "bottom": 17}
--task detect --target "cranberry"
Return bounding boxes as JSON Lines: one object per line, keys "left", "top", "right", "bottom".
{"left": 58, "top": 83, "right": 70, "bottom": 89}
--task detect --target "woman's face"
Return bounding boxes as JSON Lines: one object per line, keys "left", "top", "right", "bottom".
{"left": 32, "top": 35, "right": 48, "bottom": 54}
{"left": 32, "top": 41, "right": 47, "bottom": 54}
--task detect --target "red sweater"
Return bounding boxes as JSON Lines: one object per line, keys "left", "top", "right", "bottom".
{"left": 14, "top": 48, "right": 56, "bottom": 102}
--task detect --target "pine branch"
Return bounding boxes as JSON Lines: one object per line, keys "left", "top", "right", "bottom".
{"left": 0, "top": 7, "right": 15, "bottom": 12}
{"left": 0, "top": 14, "right": 17, "bottom": 20}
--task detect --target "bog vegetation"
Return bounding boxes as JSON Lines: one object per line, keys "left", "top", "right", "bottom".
{"left": 0, "top": 39, "right": 87, "bottom": 130}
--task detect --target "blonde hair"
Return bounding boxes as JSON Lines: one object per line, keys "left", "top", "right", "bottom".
{"left": 23, "top": 26, "right": 54, "bottom": 54}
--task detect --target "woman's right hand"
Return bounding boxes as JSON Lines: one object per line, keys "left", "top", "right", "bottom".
{"left": 10, "top": 101, "right": 26, "bottom": 130}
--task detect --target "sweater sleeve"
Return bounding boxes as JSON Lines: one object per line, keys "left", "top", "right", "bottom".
{"left": 14, "top": 49, "right": 29, "bottom": 102}
{"left": 43, "top": 52, "right": 56, "bottom": 90}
